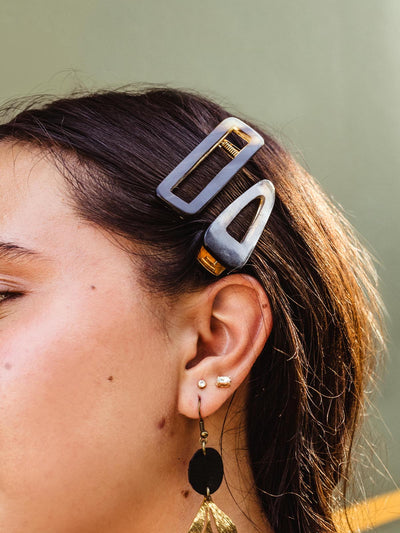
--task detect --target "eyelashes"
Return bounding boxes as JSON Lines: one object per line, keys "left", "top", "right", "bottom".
{"left": 0, "top": 290, "right": 24, "bottom": 304}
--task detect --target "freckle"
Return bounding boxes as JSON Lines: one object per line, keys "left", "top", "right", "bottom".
{"left": 181, "top": 490, "right": 189, "bottom": 498}
{"left": 158, "top": 417, "right": 166, "bottom": 430}
{"left": 91, "top": 285, "right": 96, "bottom": 290}
{"left": 107, "top": 376, "right": 113, "bottom": 381}
{"left": 4, "top": 362, "right": 12, "bottom": 370}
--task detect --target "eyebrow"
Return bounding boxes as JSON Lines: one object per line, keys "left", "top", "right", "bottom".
{"left": 0, "top": 241, "right": 45, "bottom": 262}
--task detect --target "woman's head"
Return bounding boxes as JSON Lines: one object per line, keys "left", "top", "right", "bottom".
{"left": 0, "top": 87, "right": 384, "bottom": 533}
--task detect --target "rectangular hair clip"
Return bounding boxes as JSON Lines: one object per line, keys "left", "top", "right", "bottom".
{"left": 156, "top": 117, "right": 264, "bottom": 215}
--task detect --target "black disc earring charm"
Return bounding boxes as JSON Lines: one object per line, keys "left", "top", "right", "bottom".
{"left": 188, "top": 447, "right": 224, "bottom": 495}
{"left": 188, "top": 398, "right": 224, "bottom": 496}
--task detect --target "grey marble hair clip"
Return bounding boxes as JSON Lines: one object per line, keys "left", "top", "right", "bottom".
{"left": 156, "top": 117, "right": 275, "bottom": 276}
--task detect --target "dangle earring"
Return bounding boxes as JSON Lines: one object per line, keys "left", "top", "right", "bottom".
{"left": 187, "top": 396, "right": 237, "bottom": 532}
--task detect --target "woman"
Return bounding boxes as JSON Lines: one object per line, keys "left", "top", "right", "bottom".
{"left": 0, "top": 86, "right": 384, "bottom": 533}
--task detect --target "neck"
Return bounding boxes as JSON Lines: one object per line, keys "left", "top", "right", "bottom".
{"left": 203, "top": 381, "right": 273, "bottom": 533}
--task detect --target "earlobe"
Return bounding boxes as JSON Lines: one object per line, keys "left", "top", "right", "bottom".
{"left": 177, "top": 274, "right": 273, "bottom": 419}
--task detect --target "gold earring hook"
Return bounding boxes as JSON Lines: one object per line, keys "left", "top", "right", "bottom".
{"left": 198, "top": 396, "right": 208, "bottom": 455}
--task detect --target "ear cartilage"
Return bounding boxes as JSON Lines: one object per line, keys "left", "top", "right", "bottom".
{"left": 216, "top": 376, "right": 231, "bottom": 388}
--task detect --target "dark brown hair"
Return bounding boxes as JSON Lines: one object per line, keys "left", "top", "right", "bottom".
{"left": 0, "top": 86, "right": 385, "bottom": 533}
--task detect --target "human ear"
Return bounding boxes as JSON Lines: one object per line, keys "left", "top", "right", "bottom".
{"left": 176, "top": 274, "right": 273, "bottom": 419}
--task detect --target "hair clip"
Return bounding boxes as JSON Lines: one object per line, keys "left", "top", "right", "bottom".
{"left": 156, "top": 116, "right": 275, "bottom": 276}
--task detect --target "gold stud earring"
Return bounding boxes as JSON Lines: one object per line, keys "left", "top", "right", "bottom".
{"left": 198, "top": 379, "right": 207, "bottom": 389}
{"left": 216, "top": 376, "right": 231, "bottom": 388}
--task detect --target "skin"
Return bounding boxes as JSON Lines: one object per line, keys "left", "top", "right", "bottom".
{"left": 0, "top": 142, "right": 273, "bottom": 533}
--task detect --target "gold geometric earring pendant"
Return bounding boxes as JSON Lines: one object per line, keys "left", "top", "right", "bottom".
{"left": 187, "top": 397, "right": 237, "bottom": 532}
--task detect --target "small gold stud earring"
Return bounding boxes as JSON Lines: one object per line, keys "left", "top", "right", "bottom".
{"left": 216, "top": 376, "right": 231, "bottom": 388}
{"left": 198, "top": 379, "right": 207, "bottom": 389}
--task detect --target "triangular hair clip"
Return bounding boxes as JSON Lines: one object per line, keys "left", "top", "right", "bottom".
{"left": 199, "top": 179, "right": 275, "bottom": 275}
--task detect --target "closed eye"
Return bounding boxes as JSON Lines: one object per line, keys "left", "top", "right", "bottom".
{"left": 0, "top": 291, "right": 24, "bottom": 304}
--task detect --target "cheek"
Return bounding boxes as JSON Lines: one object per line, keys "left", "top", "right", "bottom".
{"left": 0, "top": 289, "right": 177, "bottom": 532}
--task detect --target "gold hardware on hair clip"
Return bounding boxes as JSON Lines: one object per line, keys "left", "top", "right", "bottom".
{"left": 219, "top": 138, "right": 240, "bottom": 158}
{"left": 197, "top": 246, "right": 226, "bottom": 276}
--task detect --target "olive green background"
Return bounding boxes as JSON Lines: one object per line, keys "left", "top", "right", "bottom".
{"left": 1, "top": 1, "right": 399, "bottom": 530}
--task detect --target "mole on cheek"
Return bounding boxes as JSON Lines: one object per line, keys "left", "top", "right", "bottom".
{"left": 90, "top": 285, "right": 96, "bottom": 290}
{"left": 107, "top": 376, "right": 114, "bottom": 381}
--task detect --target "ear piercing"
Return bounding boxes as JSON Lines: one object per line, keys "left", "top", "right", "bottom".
{"left": 197, "top": 376, "right": 231, "bottom": 389}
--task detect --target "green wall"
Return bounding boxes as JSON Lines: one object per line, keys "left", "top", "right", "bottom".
{"left": 1, "top": 1, "right": 399, "bottom": 529}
